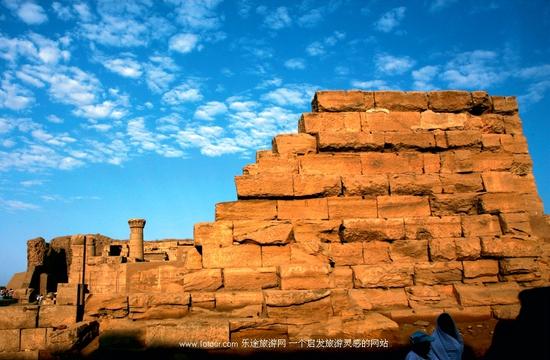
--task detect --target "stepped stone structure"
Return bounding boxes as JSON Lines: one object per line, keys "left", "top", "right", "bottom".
{"left": 1, "top": 90, "right": 549, "bottom": 358}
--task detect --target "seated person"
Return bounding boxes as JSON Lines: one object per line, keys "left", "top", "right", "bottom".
{"left": 430, "top": 312, "right": 464, "bottom": 360}
{"left": 406, "top": 330, "right": 435, "bottom": 360}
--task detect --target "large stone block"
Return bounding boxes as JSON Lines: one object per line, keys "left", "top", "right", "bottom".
{"left": 235, "top": 174, "right": 294, "bottom": 198}
{"left": 299, "top": 154, "right": 362, "bottom": 175}
{"left": 38, "top": 305, "right": 77, "bottom": 328}
{"left": 419, "top": 111, "right": 467, "bottom": 130}
{"left": 352, "top": 264, "right": 414, "bottom": 288}
{"left": 455, "top": 237, "right": 482, "bottom": 260}
{"left": 470, "top": 90, "right": 492, "bottom": 114}
{"left": 501, "top": 114, "right": 523, "bottom": 134}
{"left": 463, "top": 260, "right": 499, "bottom": 279}
{"left": 374, "top": 91, "right": 428, "bottom": 111}
{"left": 312, "top": 90, "right": 374, "bottom": 112}
{"left": 190, "top": 292, "right": 215, "bottom": 311}
{"left": 84, "top": 294, "right": 128, "bottom": 319}
{"left": 183, "top": 269, "right": 223, "bottom": 291}
{"left": 362, "top": 111, "right": 421, "bottom": 132}
{"left": 491, "top": 96, "right": 518, "bottom": 114}
{"left": 461, "top": 214, "right": 502, "bottom": 237}
{"left": 264, "top": 290, "right": 332, "bottom": 319}
{"left": 428, "top": 91, "right": 472, "bottom": 112}
{"left": 215, "top": 200, "right": 277, "bottom": 220}
{"left": 145, "top": 319, "right": 230, "bottom": 347}
{"left": 385, "top": 132, "right": 436, "bottom": 149}
{"left": 429, "top": 193, "right": 479, "bottom": 216}
{"left": 20, "top": 328, "right": 46, "bottom": 351}
{"left": 342, "top": 174, "right": 388, "bottom": 196}
{"left": 480, "top": 193, "right": 543, "bottom": 215}
{"left": 429, "top": 237, "right": 458, "bottom": 261}
{"left": 194, "top": 221, "right": 233, "bottom": 247}
{"left": 390, "top": 174, "right": 442, "bottom": 195}
{"left": 454, "top": 283, "right": 521, "bottom": 306}
{"left": 129, "top": 293, "right": 190, "bottom": 320}
{"left": 293, "top": 220, "right": 341, "bottom": 244}
{"left": 202, "top": 245, "right": 262, "bottom": 269}
{"left": 424, "top": 153, "right": 441, "bottom": 173}
{"left": 361, "top": 152, "right": 423, "bottom": 174}
{"left": 414, "top": 261, "right": 463, "bottom": 285}
{"left": 326, "top": 242, "right": 364, "bottom": 266}
{"left": 299, "top": 112, "right": 362, "bottom": 133}
{"left": 224, "top": 267, "right": 278, "bottom": 290}
{"left": 327, "top": 197, "right": 377, "bottom": 219}
{"left": 261, "top": 246, "right": 291, "bottom": 267}
{"left": 215, "top": 291, "right": 263, "bottom": 317}
{"left": 0, "top": 329, "right": 20, "bottom": 352}
{"left": 363, "top": 241, "right": 391, "bottom": 264}
{"left": 55, "top": 283, "right": 79, "bottom": 305}
{"left": 405, "top": 216, "right": 462, "bottom": 239}
{"left": 349, "top": 288, "right": 409, "bottom": 310}
{"left": 293, "top": 175, "right": 341, "bottom": 197}
{"left": 481, "top": 172, "right": 537, "bottom": 193}
{"left": 256, "top": 156, "right": 299, "bottom": 174}
{"left": 317, "top": 132, "right": 384, "bottom": 151}
{"left": 445, "top": 130, "right": 482, "bottom": 148}
{"left": 233, "top": 221, "right": 293, "bottom": 245}
{"left": 440, "top": 173, "right": 484, "bottom": 193}
{"left": 498, "top": 212, "right": 532, "bottom": 235}
{"left": 390, "top": 240, "right": 429, "bottom": 262}
{"left": 377, "top": 195, "right": 431, "bottom": 218}
{"left": 499, "top": 258, "right": 540, "bottom": 275}
{"left": 406, "top": 285, "right": 458, "bottom": 309}
{"left": 500, "top": 134, "right": 529, "bottom": 154}
{"left": 343, "top": 218, "right": 405, "bottom": 241}
{"left": 0, "top": 305, "right": 38, "bottom": 330}
{"left": 440, "top": 150, "right": 514, "bottom": 173}
{"left": 279, "top": 264, "right": 331, "bottom": 290}
{"left": 481, "top": 236, "right": 540, "bottom": 257}
{"left": 277, "top": 198, "right": 328, "bottom": 220}
{"left": 329, "top": 267, "right": 354, "bottom": 288}
{"left": 272, "top": 133, "right": 317, "bottom": 156}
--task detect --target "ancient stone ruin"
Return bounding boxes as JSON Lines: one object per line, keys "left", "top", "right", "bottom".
{"left": 1, "top": 90, "right": 549, "bottom": 358}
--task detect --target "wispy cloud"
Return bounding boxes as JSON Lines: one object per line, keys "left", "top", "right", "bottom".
{"left": 162, "top": 83, "right": 203, "bottom": 105}
{"left": 3, "top": 0, "right": 48, "bottom": 25}
{"left": 284, "top": 58, "right": 306, "bottom": 70}
{"left": 375, "top": 53, "right": 415, "bottom": 75}
{"left": 412, "top": 65, "right": 439, "bottom": 90}
{"left": 263, "top": 7, "right": 292, "bottom": 30}
{"left": 306, "top": 31, "right": 345, "bottom": 57}
{"left": 169, "top": 33, "right": 200, "bottom": 54}
{"left": 429, "top": 0, "right": 459, "bottom": 12}
{"left": 441, "top": 50, "right": 502, "bottom": 88}
{"left": 170, "top": 0, "right": 223, "bottom": 31}
{"left": 374, "top": 7, "right": 406, "bottom": 33}
{"left": 101, "top": 57, "right": 143, "bottom": 78}
{"left": 351, "top": 80, "right": 389, "bottom": 90}
{"left": 0, "top": 198, "right": 39, "bottom": 211}
{"left": 194, "top": 101, "right": 228, "bottom": 121}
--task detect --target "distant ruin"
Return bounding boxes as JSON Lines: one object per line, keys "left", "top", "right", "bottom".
{"left": 1, "top": 90, "right": 549, "bottom": 358}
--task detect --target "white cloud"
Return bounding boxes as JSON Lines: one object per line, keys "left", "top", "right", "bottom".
{"left": 374, "top": 7, "right": 406, "bottom": 33}
{"left": 81, "top": 16, "right": 149, "bottom": 47}
{"left": 102, "top": 57, "right": 142, "bottom": 78}
{"left": 306, "top": 31, "right": 345, "bottom": 57}
{"left": 169, "top": 0, "right": 223, "bottom": 30}
{"left": 0, "top": 117, "right": 13, "bottom": 133}
{"left": 306, "top": 42, "right": 325, "bottom": 56}
{"left": 145, "top": 56, "right": 178, "bottom": 93}
{"left": 264, "top": 7, "right": 292, "bottom": 30}
{"left": 228, "top": 100, "right": 258, "bottom": 112}
{"left": 0, "top": 198, "right": 39, "bottom": 211}
{"left": 0, "top": 75, "right": 34, "bottom": 110}
{"left": 52, "top": 2, "right": 73, "bottom": 20}
{"left": 441, "top": 50, "right": 502, "bottom": 88}
{"left": 517, "top": 64, "right": 550, "bottom": 79}
{"left": 298, "top": 9, "right": 323, "bottom": 28}
{"left": 284, "top": 58, "right": 306, "bottom": 70}
{"left": 169, "top": 33, "right": 200, "bottom": 54}
{"left": 375, "top": 53, "right": 415, "bottom": 75}
{"left": 262, "top": 85, "right": 316, "bottom": 107}
{"left": 162, "top": 84, "right": 203, "bottom": 105}
{"left": 16, "top": 2, "right": 48, "bottom": 25}
{"left": 0, "top": 33, "right": 69, "bottom": 65}
{"left": 194, "top": 101, "right": 228, "bottom": 121}
{"left": 324, "top": 31, "right": 345, "bottom": 46}
{"left": 73, "top": 2, "right": 93, "bottom": 22}
{"left": 47, "top": 114, "right": 63, "bottom": 124}
{"left": 335, "top": 66, "right": 349, "bottom": 76}
{"left": 20, "top": 179, "right": 44, "bottom": 187}
{"left": 351, "top": 80, "right": 389, "bottom": 90}
{"left": 413, "top": 65, "right": 439, "bottom": 89}
{"left": 429, "top": 0, "right": 458, "bottom": 12}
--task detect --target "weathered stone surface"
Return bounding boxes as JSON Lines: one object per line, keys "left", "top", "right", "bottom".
{"left": 501, "top": 114, "right": 523, "bottom": 134}
{"left": 424, "top": 153, "right": 441, "bottom": 173}
{"left": 343, "top": 218, "right": 405, "bottom": 241}
{"left": 481, "top": 134, "right": 502, "bottom": 150}
{"left": 0, "top": 329, "right": 20, "bottom": 352}
{"left": 361, "top": 152, "right": 423, "bottom": 174}
{"left": 414, "top": 262, "right": 463, "bottom": 285}
{"left": 440, "top": 150, "right": 515, "bottom": 173}
{"left": 261, "top": 246, "right": 291, "bottom": 267}
{"left": 280, "top": 264, "right": 331, "bottom": 290}
{"left": 428, "top": 91, "right": 472, "bottom": 112}
{"left": 500, "top": 134, "right": 529, "bottom": 154}
{"left": 264, "top": 290, "right": 332, "bottom": 319}
{"left": 317, "top": 132, "right": 384, "bottom": 151}
{"left": 462, "top": 214, "right": 502, "bottom": 237}
{"left": 471, "top": 91, "right": 492, "bottom": 114}
{"left": 299, "top": 154, "right": 362, "bottom": 175}
{"left": 194, "top": 221, "right": 233, "bottom": 247}
{"left": 293, "top": 175, "right": 341, "bottom": 197}
{"left": 445, "top": 306, "right": 493, "bottom": 322}
{"left": 27, "top": 237, "right": 47, "bottom": 270}
{"left": 390, "top": 174, "right": 442, "bottom": 195}
{"left": 481, "top": 236, "right": 541, "bottom": 257}
{"left": 312, "top": 90, "right": 374, "bottom": 112}
{"left": 429, "top": 237, "right": 481, "bottom": 261}
{"left": 215, "top": 291, "right": 263, "bottom": 317}
{"left": 455, "top": 237, "right": 482, "bottom": 260}
{"left": 233, "top": 220, "right": 293, "bottom": 245}
{"left": 235, "top": 174, "right": 294, "bottom": 198}
{"left": 272, "top": 133, "right": 317, "bottom": 156}
{"left": 145, "top": 319, "right": 230, "bottom": 347}
{"left": 430, "top": 193, "right": 479, "bottom": 216}
{"left": 405, "top": 216, "right": 462, "bottom": 239}
{"left": 327, "top": 197, "right": 377, "bottom": 219}
{"left": 378, "top": 195, "right": 431, "bottom": 218}
{"left": 129, "top": 293, "right": 190, "bottom": 320}
{"left": 349, "top": 288, "right": 409, "bottom": 310}
{"left": 385, "top": 132, "right": 436, "bottom": 149}
{"left": 491, "top": 96, "right": 518, "bottom": 114}
{"left": 293, "top": 220, "right": 341, "bottom": 244}
{"left": 419, "top": 111, "right": 467, "bottom": 130}
{"left": 445, "top": 130, "right": 482, "bottom": 148}
{"left": 182, "top": 269, "right": 222, "bottom": 291}
{"left": 499, "top": 258, "right": 540, "bottom": 274}
{"left": 499, "top": 212, "right": 532, "bottom": 235}
{"left": 277, "top": 198, "right": 329, "bottom": 220}
{"left": 374, "top": 91, "right": 428, "bottom": 111}
{"left": 492, "top": 304, "right": 521, "bottom": 320}
{"left": 362, "top": 111, "right": 421, "bottom": 132}
{"left": 55, "top": 283, "right": 78, "bottom": 305}
{"left": 390, "top": 240, "right": 429, "bottom": 262}
{"left": 363, "top": 241, "right": 391, "bottom": 264}
{"left": 47, "top": 320, "right": 99, "bottom": 353}
{"left": 342, "top": 174, "right": 388, "bottom": 196}
{"left": 326, "top": 242, "right": 363, "bottom": 266}
{"left": 255, "top": 155, "right": 299, "bottom": 174}
{"left": 440, "top": 173, "right": 484, "bottom": 193}
{"left": 299, "top": 112, "right": 362, "bottom": 133}
{"left": 329, "top": 267, "right": 353, "bottom": 288}
{"left": 0, "top": 306, "right": 38, "bottom": 330}
{"left": 482, "top": 172, "right": 536, "bottom": 193}
{"left": 215, "top": 200, "right": 277, "bottom": 220}
{"left": 463, "top": 260, "right": 499, "bottom": 279}
{"left": 454, "top": 283, "right": 521, "bottom": 306}
{"left": 20, "top": 328, "right": 46, "bottom": 351}
{"left": 223, "top": 267, "right": 278, "bottom": 290}
{"left": 406, "top": 285, "right": 458, "bottom": 309}
{"left": 202, "top": 245, "right": 261, "bottom": 269}
{"left": 352, "top": 264, "right": 414, "bottom": 288}
{"left": 38, "top": 305, "right": 77, "bottom": 327}
{"left": 190, "top": 292, "right": 215, "bottom": 311}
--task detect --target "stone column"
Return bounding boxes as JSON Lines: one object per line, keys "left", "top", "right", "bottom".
{"left": 128, "top": 218, "right": 146, "bottom": 261}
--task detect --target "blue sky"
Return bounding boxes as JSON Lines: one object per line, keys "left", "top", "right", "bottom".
{"left": 1, "top": 0, "right": 549, "bottom": 284}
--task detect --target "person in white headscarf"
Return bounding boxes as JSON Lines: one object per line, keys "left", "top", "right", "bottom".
{"left": 430, "top": 313, "right": 464, "bottom": 360}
